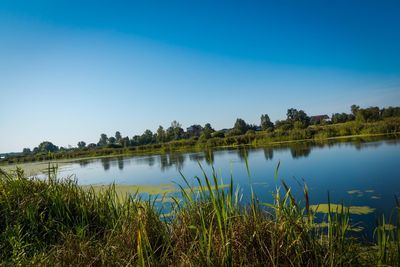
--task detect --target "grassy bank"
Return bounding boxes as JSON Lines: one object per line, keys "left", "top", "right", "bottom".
{"left": 0, "top": 166, "right": 399, "bottom": 266}
{"left": 2, "top": 117, "right": 400, "bottom": 165}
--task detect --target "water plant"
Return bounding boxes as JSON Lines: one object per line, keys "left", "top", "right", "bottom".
{"left": 0, "top": 164, "right": 398, "bottom": 266}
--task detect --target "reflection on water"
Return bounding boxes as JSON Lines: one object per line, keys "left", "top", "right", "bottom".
{"left": 159, "top": 153, "right": 185, "bottom": 171}
{"left": 101, "top": 157, "right": 110, "bottom": 171}
{"left": 118, "top": 157, "right": 124, "bottom": 170}
{"left": 53, "top": 136, "right": 399, "bottom": 238}
{"left": 79, "top": 160, "right": 90, "bottom": 167}
{"left": 290, "top": 144, "right": 311, "bottom": 159}
{"left": 263, "top": 148, "right": 273, "bottom": 161}
{"left": 89, "top": 137, "right": 400, "bottom": 172}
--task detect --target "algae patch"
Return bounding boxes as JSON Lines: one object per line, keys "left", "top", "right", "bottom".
{"left": 310, "top": 204, "right": 375, "bottom": 215}
{"left": 84, "top": 184, "right": 177, "bottom": 197}
{"left": 84, "top": 183, "right": 229, "bottom": 199}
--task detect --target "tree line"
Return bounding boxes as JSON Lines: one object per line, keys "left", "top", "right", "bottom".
{"left": 20, "top": 105, "right": 400, "bottom": 154}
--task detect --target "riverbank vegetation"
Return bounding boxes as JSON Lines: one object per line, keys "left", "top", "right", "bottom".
{"left": 0, "top": 166, "right": 398, "bottom": 265}
{"left": 2, "top": 105, "right": 400, "bottom": 164}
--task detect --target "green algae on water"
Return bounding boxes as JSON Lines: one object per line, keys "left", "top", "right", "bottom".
{"left": 310, "top": 203, "right": 375, "bottom": 215}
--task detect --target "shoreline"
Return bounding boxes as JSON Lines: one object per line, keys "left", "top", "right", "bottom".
{"left": 1, "top": 132, "right": 398, "bottom": 175}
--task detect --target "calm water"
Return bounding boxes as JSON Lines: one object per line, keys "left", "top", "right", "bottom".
{"left": 54, "top": 138, "right": 400, "bottom": 236}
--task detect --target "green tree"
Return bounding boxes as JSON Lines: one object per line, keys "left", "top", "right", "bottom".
{"left": 131, "top": 135, "right": 141, "bottom": 146}
{"left": 156, "top": 126, "right": 166, "bottom": 143}
{"left": 233, "top": 118, "right": 249, "bottom": 135}
{"left": 98, "top": 134, "right": 108, "bottom": 146}
{"left": 187, "top": 124, "right": 203, "bottom": 137}
{"left": 351, "top": 104, "right": 360, "bottom": 116}
{"left": 275, "top": 120, "right": 293, "bottom": 131}
{"left": 115, "top": 131, "right": 122, "bottom": 143}
{"left": 260, "top": 114, "right": 274, "bottom": 130}
{"left": 77, "top": 141, "right": 86, "bottom": 148}
{"left": 140, "top": 130, "right": 154, "bottom": 145}
{"left": 167, "top": 121, "right": 184, "bottom": 140}
{"left": 201, "top": 123, "right": 214, "bottom": 139}
{"left": 87, "top": 143, "right": 97, "bottom": 149}
{"left": 356, "top": 107, "right": 381, "bottom": 122}
{"left": 122, "top": 136, "right": 130, "bottom": 147}
{"left": 331, "top": 113, "right": 351, "bottom": 124}
{"left": 381, "top": 106, "right": 400, "bottom": 118}
{"left": 108, "top": 137, "right": 116, "bottom": 144}
{"left": 286, "top": 108, "right": 310, "bottom": 127}
{"left": 22, "top": 148, "right": 31, "bottom": 154}
{"left": 38, "top": 141, "right": 59, "bottom": 153}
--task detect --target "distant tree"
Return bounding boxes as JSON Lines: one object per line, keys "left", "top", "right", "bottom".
{"left": 167, "top": 120, "right": 184, "bottom": 140}
{"left": 187, "top": 124, "right": 203, "bottom": 137}
{"left": 275, "top": 120, "right": 293, "bottom": 131}
{"left": 38, "top": 141, "right": 59, "bottom": 153}
{"left": 286, "top": 108, "right": 310, "bottom": 127}
{"left": 122, "top": 136, "right": 130, "bottom": 147}
{"left": 77, "top": 141, "right": 86, "bottom": 148}
{"left": 87, "top": 143, "right": 97, "bottom": 149}
{"left": 351, "top": 104, "right": 360, "bottom": 116}
{"left": 204, "top": 123, "right": 214, "bottom": 131}
{"left": 331, "top": 113, "right": 352, "bottom": 124}
{"left": 131, "top": 135, "right": 141, "bottom": 146}
{"left": 381, "top": 106, "right": 400, "bottom": 118}
{"left": 140, "top": 130, "right": 154, "bottom": 145}
{"left": 211, "top": 130, "right": 225, "bottom": 138}
{"left": 115, "top": 131, "right": 122, "bottom": 142}
{"left": 286, "top": 108, "right": 297, "bottom": 121}
{"left": 22, "top": 148, "right": 31, "bottom": 154}
{"left": 233, "top": 118, "right": 249, "bottom": 135}
{"left": 356, "top": 107, "right": 381, "bottom": 122}
{"left": 98, "top": 134, "right": 108, "bottom": 146}
{"left": 260, "top": 114, "right": 274, "bottom": 130}
{"left": 156, "top": 126, "right": 166, "bottom": 143}
{"left": 201, "top": 123, "right": 215, "bottom": 139}
{"left": 108, "top": 137, "right": 116, "bottom": 144}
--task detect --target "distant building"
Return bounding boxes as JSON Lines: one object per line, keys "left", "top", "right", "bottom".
{"left": 310, "top": 115, "right": 329, "bottom": 124}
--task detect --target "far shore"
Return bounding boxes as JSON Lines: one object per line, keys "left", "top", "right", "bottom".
{"left": 1, "top": 132, "right": 398, "bottom": 177}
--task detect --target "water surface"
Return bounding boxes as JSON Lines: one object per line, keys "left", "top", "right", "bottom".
{"left": 41, "top": 138, "right": 400, "bottom": 236}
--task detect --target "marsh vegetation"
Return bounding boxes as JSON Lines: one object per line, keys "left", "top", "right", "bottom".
{"left": 0, "top": 164, "right": 399, "bottom": 266}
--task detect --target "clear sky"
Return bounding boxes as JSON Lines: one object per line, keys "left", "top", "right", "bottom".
{"left": 1, "top": 0, "right": 400, "bottom": 153}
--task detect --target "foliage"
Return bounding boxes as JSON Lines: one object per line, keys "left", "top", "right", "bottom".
{"left": 77, "top": 141, "right": 86, "bottom": 149}
{"left": 6, "top": 105, "right": 400, "bottom": 165}
{"left": 233, "top": 118, "right": 250, "bottom": 135}
{"left": 260, "top": 114, "right": 274, "bottom": 130}
{"left": 0, "top": 166, "right": 398, "bottom": 265}
{"left": 98, "top": 133, "right": 108, "bottom": 147}
{"left": 287, "top": 108, "right": 310, "bottom": 128}
{"left": 331, "top": 113, "right": 354, "bottom": 124}
{"left": 37, "top": 141, "right": 59, "bottom": 153}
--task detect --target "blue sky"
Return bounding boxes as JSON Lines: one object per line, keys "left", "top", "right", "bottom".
{"left": 1, "top": 0, "right": 400, "bottom": 153}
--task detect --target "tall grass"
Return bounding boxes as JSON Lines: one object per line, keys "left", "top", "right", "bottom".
{"left": 0, "top": 165, "right": 398, "bottom": 266}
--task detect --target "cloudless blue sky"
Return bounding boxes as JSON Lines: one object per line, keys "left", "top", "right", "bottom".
{"left": 1, "top": 0, "right": 400, "bottom": 153}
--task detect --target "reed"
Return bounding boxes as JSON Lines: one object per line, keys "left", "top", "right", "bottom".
{"left": 0, "top": 163, "right": 398, "bottom": 266}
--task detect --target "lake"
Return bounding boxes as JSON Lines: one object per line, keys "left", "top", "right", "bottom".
{"left": 32, "top": 137, "right": 400, "bottom": 236}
